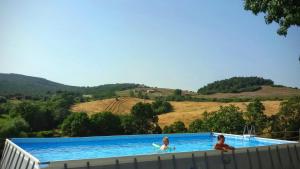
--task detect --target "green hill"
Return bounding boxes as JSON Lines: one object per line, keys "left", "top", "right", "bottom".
{"left": 197, "top": 77, "right": 274, "bottom": 94}
{"left": 0, "top": 73, "right": 138, "bottom": 98}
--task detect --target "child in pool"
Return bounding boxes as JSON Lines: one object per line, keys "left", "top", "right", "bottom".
{"left": 214, "top": 135, "right": 235, "bottom": 151}
{"left": 160, "top": 136, "right": 175, "bottom": 151}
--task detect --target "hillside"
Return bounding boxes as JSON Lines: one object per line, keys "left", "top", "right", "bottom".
{"left": 197, "top": 77, "right": 274, "bottom": 94}
{"left": 0, "top": 73, "right": 79, "bottom": 96}
{"left": 0, "top": 73, "right": 139, "bottom": 97}
{"left": 71, "top": 97, "right": 282, "bottom": 128}
{"left": 116, "top": 85, "right": 300, "bottom": 100}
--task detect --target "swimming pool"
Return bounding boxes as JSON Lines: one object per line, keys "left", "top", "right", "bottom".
{"left": 10, "top": 133, "right": 295, "bottom": 163}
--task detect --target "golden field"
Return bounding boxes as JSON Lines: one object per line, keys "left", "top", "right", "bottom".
{"left": 71, "top": 97, "right": 282, "bottom": 128}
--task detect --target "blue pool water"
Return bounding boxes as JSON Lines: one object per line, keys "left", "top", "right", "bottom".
{"left": 12, "top": 133, "right": 292, "bottom": 163}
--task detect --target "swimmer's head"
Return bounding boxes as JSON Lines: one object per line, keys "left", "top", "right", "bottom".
{"left": 163, "top": 136, "right": 169, "bottom": 146}
{"left": 217, "top": 135, "right": 225, "bottom": 144}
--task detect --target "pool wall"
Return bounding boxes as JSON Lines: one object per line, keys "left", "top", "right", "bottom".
{"left": 1, "top": 134, "right": 299, "bottom": 169}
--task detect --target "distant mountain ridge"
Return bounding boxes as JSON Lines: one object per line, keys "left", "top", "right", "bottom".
{"left": 0, "top": 73, "right": 139, "bottom": 97}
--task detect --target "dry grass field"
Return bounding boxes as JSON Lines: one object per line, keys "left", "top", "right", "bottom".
{"left": 117, "top": 86, "right": 300, "bottom": 99}
{"left": 71, "top": 97, "right": 282, "bottom": 128}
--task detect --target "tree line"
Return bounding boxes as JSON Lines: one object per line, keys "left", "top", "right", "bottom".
{"left": 197, "top": 77, "right": 274, "bottom": 94}
{"left": 163, "top": 97, "right": 300, "bottom": 140}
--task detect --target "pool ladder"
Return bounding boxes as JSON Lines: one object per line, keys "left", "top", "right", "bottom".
{"left": 243, "top": 125, "right": 256, "bottom": 139}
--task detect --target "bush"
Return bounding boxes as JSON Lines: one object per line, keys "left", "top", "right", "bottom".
{"left": 244, "top": 99, "right": 268, "bottom": 133}
{"left": 204, "top": 105, "right": 245, "bottom": 134}
{"left": 32, "top": 130, "right": 55, "bottom": 137}
{"left": 271, "top": 96, "right": 300, "bottom": 139}
{"left": 61, "top": 112, "right": 90, "bottom": 137}
{"left": 0, "top": 116, "right": 29, "bottom": 138}
{"left": 151, "top": 100, "right": 173, "bottom": 115}
{"left": 120, "top": 115, "right": 137, "bottom": 134}
{"left": 131, "top": 102, "right": 159, "bottom": 134}
{"left": 90, "top": 112, "right": 123, "bottom": 136}
{"left": 189, "top": 119, "right": 205, "bottom": 133}
{"left": 163, "top": 121, "right": 187, "bottom": 133}
{"left": 0, "top": 96, "right": 7, "bottom": 104}
{"left": 12, "top": 101, "right": 53, "bottom": 131}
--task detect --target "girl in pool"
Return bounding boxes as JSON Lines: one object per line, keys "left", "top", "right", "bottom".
{"left": 160, "top": 136, "right": 175, "bottom": 151}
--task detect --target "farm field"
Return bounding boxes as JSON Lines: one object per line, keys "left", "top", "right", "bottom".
{"left": 71, "top": 97, "right": 282, "bottom": 128}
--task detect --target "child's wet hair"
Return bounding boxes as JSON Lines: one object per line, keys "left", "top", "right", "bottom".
{"left": 217, "top": 135, "right": 225, "bottom": 141}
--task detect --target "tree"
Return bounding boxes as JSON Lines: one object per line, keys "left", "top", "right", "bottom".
{"left": 0, "top": 96, "right": 7, "bottom": 104}
{"left": 244, "top": 99, "right": 268, "bottom": 133}
{"left": 131, "top": 102, "right": 159, "bottom": 134}
{"left": 151, "top": 100, "right": 173, "bottom": 115}
{"left": 271, "top": 96, "right": 300, "bottom": 139}
{"left": 189, "top": 119, "right": 205, "bottom": 133}
{"left": 163, "top": 121, "right": 187, "bottom": 133}
{"left": 61, "top": 112, "right": 90, "bottom": 137}
{"left": 0, "top": 116, "right": 29, "bottom": 138}
{"left": 120, "top": 115, "right": 137, "bottom": 134}
{"left": 174, "top": 89, "right": 182, "bottom": 96}
{"left": 90, "top": 112, "right": 123, "bottom": 135}
{"left": 204, "top": 105, "right": 245, "bottom": 134}
{"left": 244, "top": 0, "right": 300, "bottom": 36}
{"left": 129, "top": 90, "right": 135, "bottom": 97}
{"left": 12, "top": 101, "right": 53, "bottom": 131}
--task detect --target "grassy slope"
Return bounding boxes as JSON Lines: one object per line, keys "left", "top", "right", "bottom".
{"left": 71, "top": 97, "right": 281, "bottom": 128}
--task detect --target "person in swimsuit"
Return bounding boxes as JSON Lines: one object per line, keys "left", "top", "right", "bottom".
{"left": 214, "top": 135, "right": 235, "bottom": 151}
{"left": 160, "top": 136, "right": 175, "bottom": 150}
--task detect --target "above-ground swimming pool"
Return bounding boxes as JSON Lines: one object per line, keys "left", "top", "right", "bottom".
{"left": 9, "top": 133, "right": 296, "bottom": 163}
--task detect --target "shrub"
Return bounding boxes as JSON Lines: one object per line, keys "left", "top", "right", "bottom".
{"left": 204, "top": 105, "right": 245, "bottom": 134}
{"left": 151, "top": 100, "right": 173, "bottom": 115}
{"left": 189, "top": 119, "right": 205, "bottom": 133}
{"left": 131, "top": 102, "right": 159, "bottom": 134}
{"left": 0, "top": 116, "right": 29, "bottom": 138}
{"left": 90, "top": 112, "right": 123, "bottom": 136}
{"left": 244, "top": 99, "right": 268, "bottom": 133}
{"left": 120, "top": 115, "right": 137, "bottom": 134}
{"left": 271, "top": 96, "right": 300, "bottom": 139}
{"left": 163, "top": 121, "right": 187, "bottom": 133}
{"left": 61, "top": 112, "right": 90, "bottom": 137}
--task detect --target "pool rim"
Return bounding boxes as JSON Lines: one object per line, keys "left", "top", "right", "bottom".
{"left": 7, "top": 132, "right": 299, "bottom": 165}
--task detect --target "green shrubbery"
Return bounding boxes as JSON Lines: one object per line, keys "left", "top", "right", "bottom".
{"left": 90, "top": 112, "right": 123, "bottom": 136}
{"left": 151, "top": 99, "right": 173, "bottom": 115}
{"left": 163, "top": 121, "right": 187, "bottom": 133}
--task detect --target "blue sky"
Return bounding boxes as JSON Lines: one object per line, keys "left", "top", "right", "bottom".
{"left": 1, "top": 0, "right": 299, "bottom": 91}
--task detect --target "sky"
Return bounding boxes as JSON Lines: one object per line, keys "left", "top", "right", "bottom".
{"left": 0, "top": 0, "right": 299, "bottom": 91}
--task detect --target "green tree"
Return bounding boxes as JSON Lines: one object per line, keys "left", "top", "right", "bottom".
{"left": 0, "top": 116, "right": 29, "bottom": 138}
{"left": 129, "top": 90, "right": 135, "bottom": 97}
{"left": 12, "top": 101, "right": 53, "bottom": 131}
{"left": 131, "top": 102, "right": 159, "bottom": 134}
{"left": 61, "top": 112, "right": 90, "bottom": 137}
{"left": 120, "top": 115, "right": 137, "bottom": 134}
{"left": 271, "top": 96, "right": 300, "bottom": 138}
{"left": 204, "top": 105, "right": 245, "bottom": 134}
{"left": 174, "top": 89, "right": 182, "bottom": 96}
{"left": 189, "top": 119, "right": 205, "bottom": 133}
{"left": 163, "top": 121, "right": 187, "bottom": 133}
{"left": 151, "top": 100, "right": 173, "bottom": 115}
{"left": 244, "top": 0, "right": 300, "bottom": 36}
{"left": 90, "top": 112, "right": 123, "bottom": 135}
{"left": 0, "top": 96, "right": 7, "bottom": 104}
{"left": 244, "top": 99, "right": 268, "bottom": 133}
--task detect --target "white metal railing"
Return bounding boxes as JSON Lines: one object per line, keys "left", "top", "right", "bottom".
{"left": 0, "top": 139, "right": 40, "bottom": 169}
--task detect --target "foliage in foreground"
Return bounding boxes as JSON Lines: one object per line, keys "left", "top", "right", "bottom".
{"left": 244, "top": 0, "right": 300, "bottom": 36}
